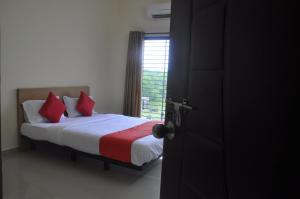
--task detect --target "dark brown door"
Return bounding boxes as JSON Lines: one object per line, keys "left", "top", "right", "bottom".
{"left": 158, "top": 0, "right": 227, "bottom": 199}
{"left": 0, "top": 29, "right": 2, "bottom": 199}
{"left": 223, "top": 0, "right": 290, "bottom": 198}
{"left": 156, "top": 0, "right": 289, "bottom": 199}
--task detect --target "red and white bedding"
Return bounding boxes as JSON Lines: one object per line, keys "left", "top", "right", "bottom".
{"left": 21, "top": 114, "right": 163, "bottom": 166}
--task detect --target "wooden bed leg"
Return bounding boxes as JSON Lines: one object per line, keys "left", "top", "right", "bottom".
{"left": 30, "top": 142, "right": 36, "bottom": 151}
{"left": 71, "top": 151, "right": 77, "bottom": 162}
{"left": 104, "top": 161, "right": 110, "bottom": 171}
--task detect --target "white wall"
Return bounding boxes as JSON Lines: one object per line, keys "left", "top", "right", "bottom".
{"left": 0, "top": 0, "right": 170, "bottom": 151}
{"left": 0, "top": 0, "right": 121, "bottom": 150}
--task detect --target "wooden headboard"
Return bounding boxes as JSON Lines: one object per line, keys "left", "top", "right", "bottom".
{"left": 17, "top": 86, "right": 89, "bottom": 148}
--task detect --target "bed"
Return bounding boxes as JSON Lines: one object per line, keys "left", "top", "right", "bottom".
{"left": 17, "top": 86, "right": 163, "bottom": 170}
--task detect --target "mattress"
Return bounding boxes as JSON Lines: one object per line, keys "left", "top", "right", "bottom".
{"left": 21, "top": 114, "right": 163, "bottom": 166}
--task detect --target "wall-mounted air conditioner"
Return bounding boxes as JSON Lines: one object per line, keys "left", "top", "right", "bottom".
{"left": 147, "top": 2, "right": 171, "bottom": 19}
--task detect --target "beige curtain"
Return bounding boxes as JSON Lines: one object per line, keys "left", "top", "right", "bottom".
{"left": 123, "top": 31, "right": 144, "bottom": 117}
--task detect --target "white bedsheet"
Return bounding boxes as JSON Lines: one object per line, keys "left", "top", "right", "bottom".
{"left": 21, "top": 114, "right": 163, "bottom": 166}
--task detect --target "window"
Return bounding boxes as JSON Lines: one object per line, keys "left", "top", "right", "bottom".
{"left": 141, "top": 38, "right": 169, "bottom": 120}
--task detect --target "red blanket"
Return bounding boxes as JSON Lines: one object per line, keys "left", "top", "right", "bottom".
{"left": 99, "top": 121, "right": 162, "bottom": 163}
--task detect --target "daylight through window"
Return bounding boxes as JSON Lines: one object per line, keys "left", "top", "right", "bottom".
{"left": 141, "top": 39, "right": 169, "bottom": 120}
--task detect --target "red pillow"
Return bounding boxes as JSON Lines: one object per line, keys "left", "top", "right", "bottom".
{"left": 39, "top": 92, "right": 66, "bottom": 123}
{"left": 76, "top": 91, "right": 95, "bottom": 116}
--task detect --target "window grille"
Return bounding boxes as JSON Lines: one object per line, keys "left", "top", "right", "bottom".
{"left": 141, "top": 39, "right": 169, "bottom": 120}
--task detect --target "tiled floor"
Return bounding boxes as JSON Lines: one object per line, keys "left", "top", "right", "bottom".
{"left": 2, "top": 148, "right": 162, "bottom": 199}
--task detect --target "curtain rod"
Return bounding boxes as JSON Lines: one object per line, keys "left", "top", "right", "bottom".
{"left": 144, "top": 32, "right": 170, "bottom": 39}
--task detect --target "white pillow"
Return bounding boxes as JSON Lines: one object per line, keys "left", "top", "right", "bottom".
{"left": 63, "top": 96, "right": 97, "bottom": 118}
{"left": 22, "top": 97, "right": 64, "bottom": 123}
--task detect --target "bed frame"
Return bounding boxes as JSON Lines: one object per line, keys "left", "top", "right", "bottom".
{"left": 17, "top": 86, "right": 161, "bottom": 171}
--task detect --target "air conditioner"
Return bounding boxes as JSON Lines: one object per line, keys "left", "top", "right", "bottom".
{"left": 147, "top": 2, "right": 171, "bottom": 19}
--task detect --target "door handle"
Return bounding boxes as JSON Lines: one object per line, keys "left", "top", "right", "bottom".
{"left": 152, "top": 121, "right": 175, "bottom": 140}
{"left": 166, "top": 99, "right": 193, "bottom": 110}
{"left": 166, "top": 98, "right": 195, "bottom": 127}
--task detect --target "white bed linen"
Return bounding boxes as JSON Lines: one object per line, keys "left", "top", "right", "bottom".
{"left": 21, "top": 114, "right": 163, "bottom": 166}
